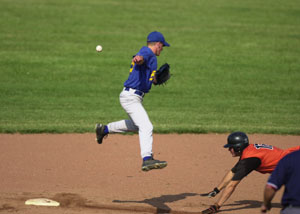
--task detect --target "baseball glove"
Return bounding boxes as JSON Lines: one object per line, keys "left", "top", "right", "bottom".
{"left": 201, "top": 204, "right": 220, "bottom": 214}
{"left": 154, "top": 63, "right": 170, "bottom": 85}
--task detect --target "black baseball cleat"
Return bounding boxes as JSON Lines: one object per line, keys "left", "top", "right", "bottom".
{"left": 142, "top": 157, "right": 167, "bottom": 172}
{"left": 95, "top": 123, "right": 108, "bottom": 144}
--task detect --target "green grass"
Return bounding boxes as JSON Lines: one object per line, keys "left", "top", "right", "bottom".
{"left": 1, "top": 0, "right": 300, "bottom": 134}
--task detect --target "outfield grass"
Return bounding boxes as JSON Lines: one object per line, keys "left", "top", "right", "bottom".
{"left": 0, "top": 0, "right": 300, "bottom": 134}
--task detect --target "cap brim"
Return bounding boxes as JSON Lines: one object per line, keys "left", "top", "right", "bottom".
{"left": 163, "top": 41, "right": 170, "bottom": 47}
{"left": 224, "top": 144, "right": 231, "bottom": 148}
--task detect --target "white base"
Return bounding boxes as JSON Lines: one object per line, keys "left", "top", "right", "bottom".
{"left": 25, "top": 198, "right": 60, "bottom": 207}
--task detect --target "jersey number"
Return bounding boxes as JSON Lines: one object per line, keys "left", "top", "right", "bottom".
{"left": 149, "top": 70, "right": 156, "bottom": 81}
{"left": 129, "top": 62, "right": 156, "bottom": 82}
{"left": 254, "top": 144, "right": 273, "bottom": 150}
{"left": 129, "top": 62, "right": 135, "bottom": 73}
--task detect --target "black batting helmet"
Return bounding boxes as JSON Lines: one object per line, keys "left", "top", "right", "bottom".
{"left": 224, "top": 131, "right": 249, "bottom": 153}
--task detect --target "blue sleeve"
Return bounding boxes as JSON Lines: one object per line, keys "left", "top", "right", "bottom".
{"left": 148, "top": 56, "right": 157, "bottom": 71}
{"left": 136, "top": 47, "right": 157, "bottom": 70}
{"left": 136, "top": 47, "right": 149, "bottom": 61}
{"left": 267, "top": 157, "right": 288, "bottom": 190}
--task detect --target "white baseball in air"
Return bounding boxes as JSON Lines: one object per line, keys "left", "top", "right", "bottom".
{"left": 96, "top": 45, "right": 102, "bottom": 52}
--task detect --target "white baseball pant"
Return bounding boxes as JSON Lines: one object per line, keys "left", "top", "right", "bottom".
{"left": 107, "top": 88, "right": 153, "bottom": 158}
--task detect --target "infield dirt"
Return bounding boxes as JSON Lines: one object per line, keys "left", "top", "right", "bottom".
{"left": 1, "top": 133, "right": 299, "bottom": 214}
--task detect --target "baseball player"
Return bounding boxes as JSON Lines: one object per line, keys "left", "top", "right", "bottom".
{"left": 95, "top": 31, "right": 170, "bottom": 172}
{"left": 200, "top": 131, "right": 300, "bottom": 214}
{"left": 261, "top": 150, "right": 300, "bottom": 214}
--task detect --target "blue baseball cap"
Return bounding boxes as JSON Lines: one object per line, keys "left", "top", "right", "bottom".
{"left": 147, "top": 31, "right": 170, "bottom": 47}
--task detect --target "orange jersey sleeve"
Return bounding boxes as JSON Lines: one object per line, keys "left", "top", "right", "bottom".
{"left": 241, "top": 144, "right": 300, "bottom": 174}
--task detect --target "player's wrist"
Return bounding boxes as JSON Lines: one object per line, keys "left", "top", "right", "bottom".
{"left": 214, "top": 187, "right": 220, "bottom": 193}
{"left": 214, "top": 203, "right": 221, "bottom": 209}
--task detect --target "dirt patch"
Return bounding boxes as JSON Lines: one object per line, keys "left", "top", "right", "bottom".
{"left": 0, "top": 133, "right": 299, "bottom": 214}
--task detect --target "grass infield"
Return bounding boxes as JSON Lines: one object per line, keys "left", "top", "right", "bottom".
{"left": 0, "top": 0, "right": 300, "bottom": 134}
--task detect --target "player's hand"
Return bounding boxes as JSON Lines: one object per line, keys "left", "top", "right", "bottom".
{"left": 132, "top": 55, "right": 144, "bottom": 65}
{"left": 260, "top": 203, "right": 271, "bottom": 213}
{"left": 201, "top": 204, "right": 220, "bottom": 214}
{"left": 200, "top": 187, "right": 220, "bottom": 198}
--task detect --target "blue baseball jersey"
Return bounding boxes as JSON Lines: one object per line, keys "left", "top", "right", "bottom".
{"left": 124, "top": 46, "right": 157, "bottom": 93}
{"left": 267, "top": 150, "right": 300, "bottom": 207}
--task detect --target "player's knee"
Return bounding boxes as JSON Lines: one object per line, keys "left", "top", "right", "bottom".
{"left": 148, "top": 123, "right": 153, "bottom": 133}
{"left": 140, "top": 122, "right": 153, "bottom": 134}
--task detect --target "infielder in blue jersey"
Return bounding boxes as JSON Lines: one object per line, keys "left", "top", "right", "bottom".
{"left": 95, "top": 31, "right": 170, "bottom": 172}
{"left": 261, "top": 150, "right": 300, "bottom": 214}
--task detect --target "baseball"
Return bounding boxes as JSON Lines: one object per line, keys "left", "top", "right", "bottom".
{"left": 96, "top": 45, "right": 102, "bottom": 52}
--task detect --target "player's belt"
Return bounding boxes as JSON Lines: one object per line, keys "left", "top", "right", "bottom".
{"left": 124, "top": 87, "right": 145, "bottom": 97}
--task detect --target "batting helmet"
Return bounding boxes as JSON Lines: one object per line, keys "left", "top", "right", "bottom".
{"left": 224, "top": 132, "right": 249, "bottom": 153}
